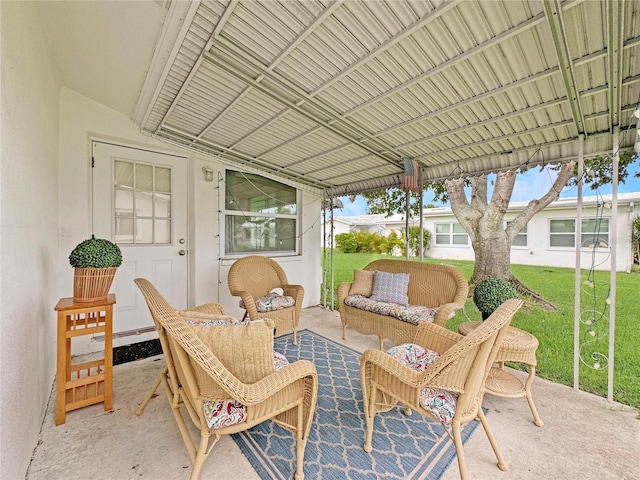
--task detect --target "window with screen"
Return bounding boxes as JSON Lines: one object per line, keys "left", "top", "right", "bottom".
{"left": 435, "top": 222, "right": 469, "bottom": 245}
{"left": 224, "top": 170, "right": 298, "bottom": 254}
{"left": 549, "top": 218, "right": 609, "bottom": 248}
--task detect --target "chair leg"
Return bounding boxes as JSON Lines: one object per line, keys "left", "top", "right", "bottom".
{"left": 452, "top": 422, "right": 469, "bottom": 480}
{"left": 294, "top": 403, "right": 305, "bottom": 480}
{"left": 292, "top": 326, "right": 297, "bottom": 345}
{"left": 189, "top": 431, "right": 213, "bottom": 480}
{"left": 524, "top": 368, "right": 544, "bottom": 426}
{"left": 135, "top": 366, "right": 166, "bottom": 415}
{"left": 162, "top": 380, "right": 197, "bottom": 463}
{"left": 363, "top": 384, "right": 376, "bottom": 453}
{"left": 477, "top": 408, "right": 509, "bottom": 472}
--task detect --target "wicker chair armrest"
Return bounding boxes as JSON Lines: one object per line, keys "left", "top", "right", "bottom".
{"left": 231, "top": 359, "right": 318, "bottom": 406}
{"left": 432, "top": 302, "right": 462, "bottom": 326}
{"left": 413, "top": 321, "right": 463, "bottom": 354}
{"left": 283, "top": 284, "right": 304, "bottom": 302}
{"left": 234, "top": 290, "right": 260, "bottom": 318}
{"left": 184, "top": 303, "right": 227, "bottom": 315}
{"left": 179, "top": 304, "right": 239, "bottom": 324}
{"left": 337, "top": 282, "right": 352, "bottom": 304}
{"left": 360, "top": 349, "right": 424, "bottom": 389}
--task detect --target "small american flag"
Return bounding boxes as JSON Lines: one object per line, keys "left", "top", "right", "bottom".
{"left": 402, "top": 158, "right": 419, "bottom": 192}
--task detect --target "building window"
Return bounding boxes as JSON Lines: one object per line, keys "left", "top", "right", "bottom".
{"left": 506, "top": 222, "right": 528, "bottom": 247}
{"left": 224, "top": 170, "right": 298, "bottom": 254}
{"left": 435, "top": 222, "right": 468, "bottom": 245}
{"left": 581, "top": 218, "right": 610, "bottom": 248}
{"left": 549, "top": 218, "right": 609, "bottom": 248}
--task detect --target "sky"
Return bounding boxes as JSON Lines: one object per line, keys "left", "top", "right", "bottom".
{"left": 337, "top": 156, "right": 640, "bottom": 216}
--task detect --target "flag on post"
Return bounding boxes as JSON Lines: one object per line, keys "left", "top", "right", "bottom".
{"left": 402, "top": 158, "right": 419, "bottom": 192}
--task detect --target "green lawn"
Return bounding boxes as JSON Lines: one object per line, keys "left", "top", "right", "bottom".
{"left": 320, "top": 250, "right": 640, "bottom": 410}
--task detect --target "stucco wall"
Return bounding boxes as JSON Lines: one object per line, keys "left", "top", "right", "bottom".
{"left": 378, "top": 200, "right": 639, "bottom": 272}
{"left": 0, "top": 3, "right": 61, "bottom": 478}
{"left": 0, "top": 5, "right": 322, "bottom": 475}
{"left": 57, "top": 89, "right": 322, "bottom": 351}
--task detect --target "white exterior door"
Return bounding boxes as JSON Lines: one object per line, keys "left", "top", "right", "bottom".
{"left": 92, "top": 141, "right": 188, "bottom": 338}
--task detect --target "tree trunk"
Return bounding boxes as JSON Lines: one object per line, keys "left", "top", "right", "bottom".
{"left": 470, "top": 229, "right": 513, "bottom": 285}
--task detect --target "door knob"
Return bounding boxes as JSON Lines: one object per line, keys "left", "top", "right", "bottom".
{"left": 178, "top": 249, "right": 186, "bottom": 256}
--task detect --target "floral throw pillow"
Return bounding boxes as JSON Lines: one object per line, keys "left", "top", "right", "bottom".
{"left": 370, "top": 271, "right": 410, "bottom": 306}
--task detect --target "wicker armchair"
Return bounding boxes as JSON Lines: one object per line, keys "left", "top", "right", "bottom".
{"left": 134, "top": 278, "right": 318, "bottom": 480}
{"left": 228, "top": 255, "right": 304, "bottom": 344}
{"left": 360, "top": 298, "right": 523, "bottom": 480}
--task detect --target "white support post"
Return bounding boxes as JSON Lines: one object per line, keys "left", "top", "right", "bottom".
{"left": 419, "top": 167, "right": 424, "bottom": 262}
{"left": 608, "top": 128, "right": 619, "bottom": 402}
{"left": 405, "top": 190, "right": 410, "bottom": 261}
{"left": 330, "top": 198, "right": 336, "bottom": 310}
{"left": 573, "top": 134, "right": 584, "bottom": 390}
{"left": 321, "top": 198, "right": 327, "bottom": 308}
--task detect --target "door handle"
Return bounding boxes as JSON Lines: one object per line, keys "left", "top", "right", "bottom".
{"left": 178, "top": 249, "right": 186, "bottom": 256}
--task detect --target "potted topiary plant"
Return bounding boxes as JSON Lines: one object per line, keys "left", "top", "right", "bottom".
{"left": 69, "top": 237, "right": 122, "bottom": 303}
{"left": 473, "top": 278, "right": 519, "bottom": 321}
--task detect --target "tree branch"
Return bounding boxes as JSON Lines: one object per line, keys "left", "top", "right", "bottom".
{"left": 470, "top": 176, "right": 488, "bottom": 210}
{"left": 491, "top": 169, "right": 517, "bottom": 213}
{"left": 506, "top": 161, "right": 576, "bottom": 237}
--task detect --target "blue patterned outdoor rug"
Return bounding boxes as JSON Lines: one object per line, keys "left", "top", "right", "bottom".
{"left": 233, "top": 330, "right": 482, "bottom": 479}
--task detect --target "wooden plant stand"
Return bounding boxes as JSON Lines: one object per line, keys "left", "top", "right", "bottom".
{"left": 54, "top": 294, "right": 115, "bottom": 425}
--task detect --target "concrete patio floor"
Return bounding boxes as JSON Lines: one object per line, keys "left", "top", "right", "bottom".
{"left": 28, "top": 306, "right": 639, "bottom": 480}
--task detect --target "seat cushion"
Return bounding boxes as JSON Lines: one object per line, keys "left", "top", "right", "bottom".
{"left": 203, "top": 352, "right": 290, "bottom": 429}
{"left": 370, "top": 271, "right": 410, "bottom": 306}
{"left": 239, "top": 292, "right": 295, "bottom": 312}
{"left": 386, "top": 343, "right": 458, "bottom": 425}
{"left": 344, "top": 295, "right": 438, "bottom": 325}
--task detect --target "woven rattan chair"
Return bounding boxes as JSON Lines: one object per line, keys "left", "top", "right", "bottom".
{"left": 228, "top": 255, "right": 304, "bottom": 344}
{"left": 360, "top": 298, "right": 523, "bottom": 480}
{"left": 134, "top": 278, "right": 318, "bottom": 480}
{"left": 135, "top": 301, "right": 229, "bottom": 416}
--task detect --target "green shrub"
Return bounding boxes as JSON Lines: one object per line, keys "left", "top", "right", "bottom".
{"left": 382, "top": 230, "right": 404, "bottom": 255}
{"left": 335, "top": 231, "right": 387, "bottom": 254}
{"left": 69, "top": 238, "right": 123, "bottom": 268}
{"left": 407, "top": 226, "right": 431, "bottom": 257}
{"left": 473, "top": 278, "right": 518, "bottom": 318}
{"left": 335, "top": 232, "right": 358, "bottom": 253}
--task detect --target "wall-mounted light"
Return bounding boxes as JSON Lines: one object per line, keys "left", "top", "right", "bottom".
{"left": 202, "top": 166, "right": 214, "bottom": 182}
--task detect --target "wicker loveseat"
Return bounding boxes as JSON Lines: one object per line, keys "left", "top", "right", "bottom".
{"left": 338, "top": 259, "right": 469, "bottom": 349}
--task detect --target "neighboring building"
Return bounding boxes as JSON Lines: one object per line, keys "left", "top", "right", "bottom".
{"left": 327, "top": 193, "right": 640, "bottom": 272}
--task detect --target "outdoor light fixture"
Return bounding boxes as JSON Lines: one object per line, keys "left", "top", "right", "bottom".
{"left": 202, "top": 166, "right": 214, "bottom": 182}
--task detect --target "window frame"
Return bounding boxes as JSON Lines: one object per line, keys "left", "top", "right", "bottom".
{"left": 434, "top": 222, "right": 469, "bottom": 246}
{"left": 222, "top": 169, "right": 300, "bottom": 257}
{"left": 113, "top": 159, "right": 173, "bottom": 245}
{"left": 548, "top": 217, "right": 610, "bottom": 249}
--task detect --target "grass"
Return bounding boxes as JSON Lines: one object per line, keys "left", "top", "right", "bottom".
{"left": 320, "top": 250, "right": 640, "bottom": 410}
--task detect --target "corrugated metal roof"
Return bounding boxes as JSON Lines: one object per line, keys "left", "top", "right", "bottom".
{"left": 138, "top": 0, "right": 640, "bottom": 196}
